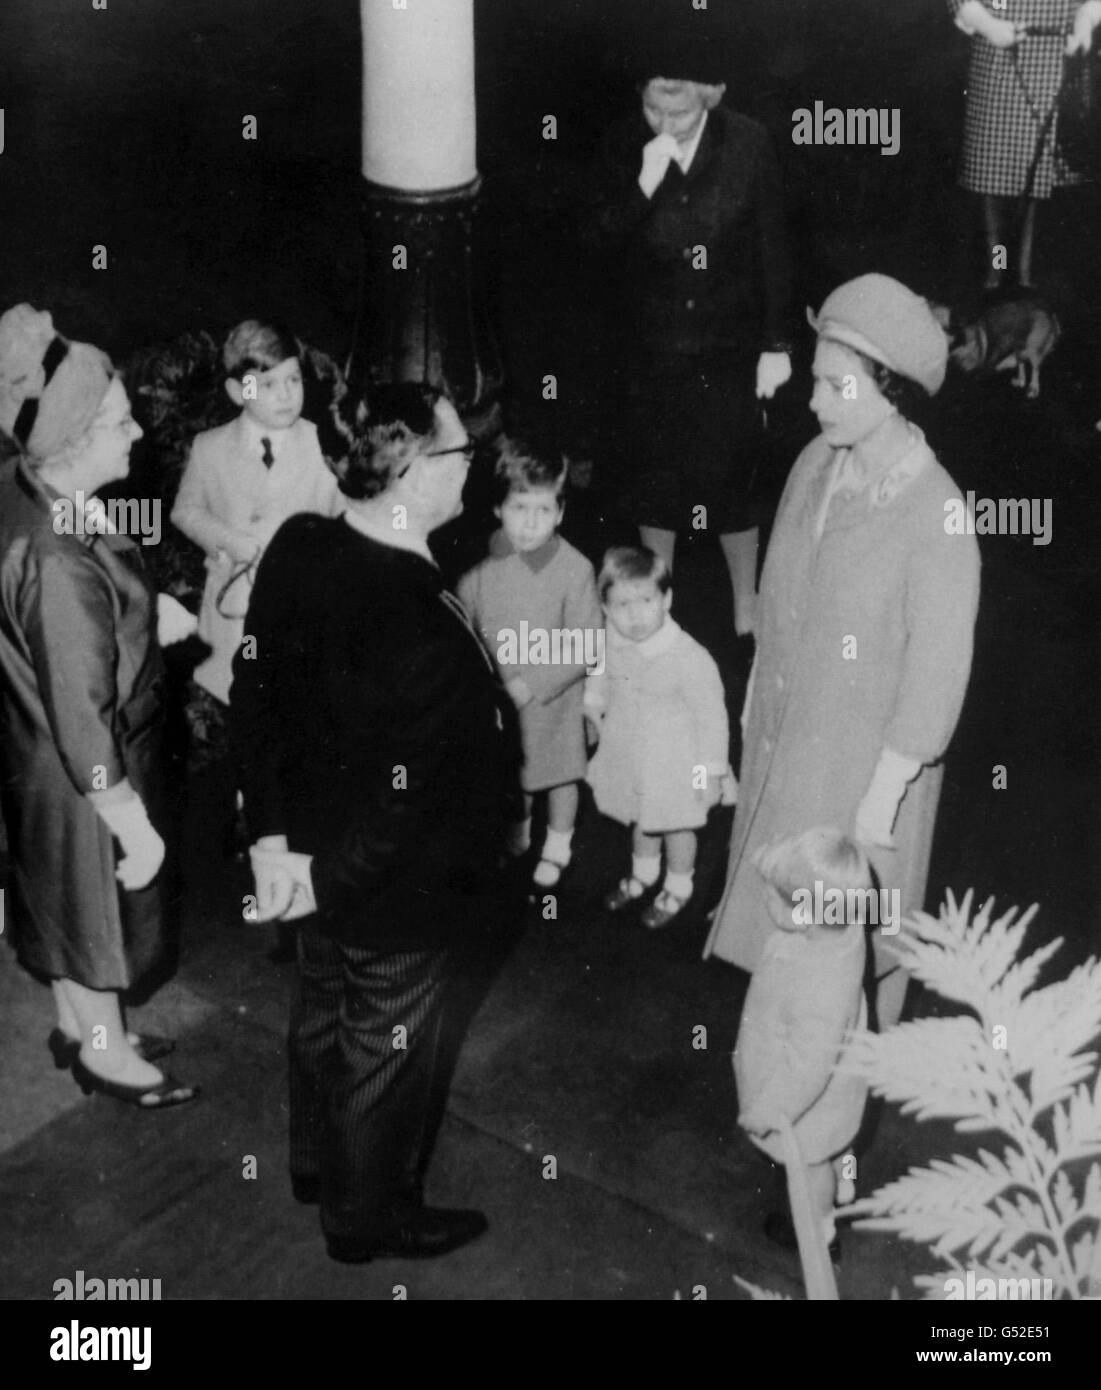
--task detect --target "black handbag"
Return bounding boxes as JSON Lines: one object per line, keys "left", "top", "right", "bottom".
{"left": 1059, "top": 45, "right": 1101, "bottom": 176}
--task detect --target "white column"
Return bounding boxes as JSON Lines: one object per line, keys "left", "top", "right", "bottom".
{"left": 361, "top": 0, "right": 477, "bottom": 191}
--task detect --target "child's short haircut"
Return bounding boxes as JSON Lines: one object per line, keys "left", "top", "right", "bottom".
{"left": 223, "top": 320, "right": 300, "bottom": 381}
{"left": 598, "top": 545, "right": 672, "bottom": 602}
{"left": 493, "top": 436, "right": 567, "bottom": 505}
{"left": 755, "top": 827, "right": 873, "bottom": 929}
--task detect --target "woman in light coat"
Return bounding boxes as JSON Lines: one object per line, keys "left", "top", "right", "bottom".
{"left": 704, "top": 276, "right": 981, "bottom": 1028}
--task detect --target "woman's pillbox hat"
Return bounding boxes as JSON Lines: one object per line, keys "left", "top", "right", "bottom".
{"left": 0, "top": 304, "right": 114, "bottom": 460}
{"left": 808, "top": 274, "right": 949, "bottom": 396}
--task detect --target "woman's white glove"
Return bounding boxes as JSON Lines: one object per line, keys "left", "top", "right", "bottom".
{"left": 638, "top": 133, "right": 680, "bottom": 197}
{"left": 93, "top": 795, "right": 165, "bottom": 890}
{"left": 855, "top": 748, "right": 922, "bottom": 850}
{"left": 157, "top": 593, "right": 199, "bottom": 646}
{"left": 1068, "top": 1, "right": 1101, "bottom": 54}
{"left": 756, "top": 351, "right": 792, "bottom": 400}
{"left": 955, "top": 2, "right": 1021, "bottom": 47}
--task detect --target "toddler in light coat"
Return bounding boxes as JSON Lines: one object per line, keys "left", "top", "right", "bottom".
{"left": 586, "top": 546, "right": 734, "bottom": 929}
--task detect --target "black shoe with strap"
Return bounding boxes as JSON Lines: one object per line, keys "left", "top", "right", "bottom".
{"left": 70, "top": 1056, "right": 199, "bottom": 1110}
{"left": 48, "top": 1028, "right": 176, "bottom": 1070}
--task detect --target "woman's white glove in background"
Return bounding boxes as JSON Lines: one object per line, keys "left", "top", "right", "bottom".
{"left": 756, "top": 351, "right": 792, "bottom": 400}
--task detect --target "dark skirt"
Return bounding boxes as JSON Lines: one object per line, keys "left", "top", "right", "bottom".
{"left": 4, "top": 717, "right": 169, "bottom": 993}
{"left": 620, "top": 350, "right": 765, "bottom": 534}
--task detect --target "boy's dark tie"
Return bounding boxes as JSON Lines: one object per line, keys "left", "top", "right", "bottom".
{"left": 260, "top": 436, "right": 274, "bottom": 468}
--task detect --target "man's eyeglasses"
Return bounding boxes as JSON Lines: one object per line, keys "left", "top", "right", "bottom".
{"left": 425, "top": 439, "right": 476, "bottom": 461}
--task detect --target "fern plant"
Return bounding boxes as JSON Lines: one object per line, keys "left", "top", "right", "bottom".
{"left": 842, "top": 890, "right": 1101, "bottom": 1299}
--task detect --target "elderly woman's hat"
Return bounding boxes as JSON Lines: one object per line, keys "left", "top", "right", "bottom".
{"left": 628, "top": 7, "right": 729, "bottom": 86}
{"left": 808, "top": 274, "right": 948, "bottom": 396}
{"left": 0, "top": 304, "right": 114, "bottom": 459}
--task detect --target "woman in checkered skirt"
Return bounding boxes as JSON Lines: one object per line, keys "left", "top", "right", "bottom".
{"left": 949, "top": 1, "right": 1101, "bottom": 287}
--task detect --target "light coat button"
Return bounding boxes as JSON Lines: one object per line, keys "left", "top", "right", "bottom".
{"left": 685, "top": 298, "right": 695, "bottom": 310}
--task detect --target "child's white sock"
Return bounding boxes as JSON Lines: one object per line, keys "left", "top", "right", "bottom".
{"left": 663, "top": 869, "right": 694, "bottom": 901}
{"left": 630, "top": 854, "right": 661, "bottom": 894}
{"left": 533, "top": 828, "right": 573, "bottom": 887}
{"left": 541, "top": 827, "right": 573, "bottom": 866}
{"left": 508, "top": 817, "right": 532, "bottom": 857}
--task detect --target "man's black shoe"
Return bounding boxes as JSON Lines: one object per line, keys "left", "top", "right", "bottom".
{"left": 291, "top": 1174, "right": 321, "bottom": 1205}
{"left": 326, "top": 1207, "right": 489, "bottom": 1264}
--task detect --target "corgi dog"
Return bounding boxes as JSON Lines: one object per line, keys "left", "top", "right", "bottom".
{"left": 932, "top": 294, "right": 1061, "bottom": 400}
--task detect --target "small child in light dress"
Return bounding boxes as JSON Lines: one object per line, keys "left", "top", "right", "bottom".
{"left": 735, "top": 827, "right": 872, "bottom": 1257}
{"left": 458, "top": 440, "right": 602, "bottom": 889}
{"left": 585, "top": 546, "right": 735, "bottom": 929}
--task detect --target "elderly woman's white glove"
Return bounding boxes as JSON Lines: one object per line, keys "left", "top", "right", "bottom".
{"left": 638, "top": 133, "right": 680, "bottom": 198}
{"left": 93, "top": 794, "right": 165, "bottom": 890}
{"left": 1068, "top": 0, "right": 1101, "bottom": 53}
{"left": 756, "top": 351, "right": 792, "bottom": 400}
{"left": 855, "top": 748, "right": 922, "bottom": 849}
{"left": 156, "top": 593, "right": 199, "bottom": 646}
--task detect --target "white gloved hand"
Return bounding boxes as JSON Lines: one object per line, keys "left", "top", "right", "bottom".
{"left": 638, "top": 133, "right": 680, "bottom": 197}
{"left": 983, "top": 16, "right": 1023, "bottom": 47}
{"left": 157, "top": 593, "right": 199, "bottom": 646}
{"left": 756, "top": 351, "right": 792, "bottom": 400}
{"left": 855, "top": 747, "right": 922, "bottom": 850}
{"left": 249, "top": 845, "right": 316, "bottom": 922}
{"left": 94, "top": 795, "right": 165, "bottom": 890}
{"left": 1068, "top": 1, "right": 1101, "bottom": 54}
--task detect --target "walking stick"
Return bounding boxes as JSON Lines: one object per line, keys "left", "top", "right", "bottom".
{"left": 778, "top": 1118, "right": 839, "bottom": 1301}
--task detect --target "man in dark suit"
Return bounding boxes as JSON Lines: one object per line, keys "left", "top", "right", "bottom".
{"left": 231, "top": 383, "right": 518, "bottom": 1263}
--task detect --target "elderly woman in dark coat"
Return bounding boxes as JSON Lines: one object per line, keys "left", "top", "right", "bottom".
{"left": 0, "top": 304, "right": 196, "bottom": 1108}
{"left": 584, "top": 28, "right": 795, "bottom": 635}
{"left": 704, "top": 277, "right": 981, "bottom": 1031}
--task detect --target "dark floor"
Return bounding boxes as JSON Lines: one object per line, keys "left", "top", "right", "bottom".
{"left": 1, "top": 0, "right": 1099, "bottom": 1302}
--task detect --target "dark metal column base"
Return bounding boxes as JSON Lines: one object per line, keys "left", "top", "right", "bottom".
{"left": 352, "top": 176, "right": 503, "bottom": 431}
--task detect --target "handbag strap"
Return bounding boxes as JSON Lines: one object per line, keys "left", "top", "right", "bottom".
{"left": 215, "top": 557, "right": 256, "bottom": 619}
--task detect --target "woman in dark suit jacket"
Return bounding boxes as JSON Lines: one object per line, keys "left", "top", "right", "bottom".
{"left": 0, "top": 304, "right": 196, "bottom": 1108}
{"left": 231, "top": 382, "right": 519, "bottom": 1263}
{"left": 585, "top": 32, "right": 796, "bottom": 636}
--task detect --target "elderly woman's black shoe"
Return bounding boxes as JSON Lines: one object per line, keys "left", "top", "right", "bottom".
{"left": 48, "top": 1028, "right": 175, "bottom": 1070}
{"left": 70, "top": 1056, "right": 199, "bottom": 1109}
